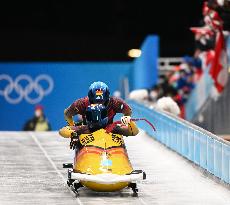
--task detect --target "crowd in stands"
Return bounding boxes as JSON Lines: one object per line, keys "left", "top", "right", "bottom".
{"left": 129, "top": 0, "right": 230, "bottom": 119}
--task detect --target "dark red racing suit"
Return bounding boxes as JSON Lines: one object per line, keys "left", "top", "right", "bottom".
{"left": 64, "top": 96, "right": 132, "bottom": 126}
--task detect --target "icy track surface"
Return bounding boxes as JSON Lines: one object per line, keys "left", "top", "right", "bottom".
{"left": 0, "top": 131, "right": 230, "bottom": 205}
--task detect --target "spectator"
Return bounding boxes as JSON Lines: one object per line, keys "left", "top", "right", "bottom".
{"left": 156, "top": 97, "right": 181, "bottom": 116}
{"left": 132, "top": 0, "right": 229, "bottom": 119}
{"left": 112, "top": 90, "right": 122, "bottom": 98}
{"left": 128, "top": 89, "right": 149, "bottom": 102}
{"left": 23, "top": 105, "right": 51, "bottom": 131}
{"left": 157, "top": 74, "right": 177, "bottom": 98}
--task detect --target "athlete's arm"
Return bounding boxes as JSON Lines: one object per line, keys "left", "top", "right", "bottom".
{"left": 112, "top": 97, "right": 132, "bottom": 116}
{"left": 113, "top": 121, "right": 139, "bottom": 136}
{"left": 64, "top": 98, "right": 87, "bottom": 126}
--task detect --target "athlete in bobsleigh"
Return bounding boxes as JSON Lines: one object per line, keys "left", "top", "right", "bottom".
{"left": 59, "top": 103, "right": 139, "bottom": 138}
{"left": 62, "top": 81, "right": 132, "bottom": 131}
{"left": 59, "top": 82, "right": 152, "bottom": 195}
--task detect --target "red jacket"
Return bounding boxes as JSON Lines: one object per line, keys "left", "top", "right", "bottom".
{"left": 65, "top": 96, "right": 132, "bottom": 124}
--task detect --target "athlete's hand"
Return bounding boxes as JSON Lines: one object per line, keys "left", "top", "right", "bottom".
{"left": 121, "top": 116, "right": 131, "bottom": 126}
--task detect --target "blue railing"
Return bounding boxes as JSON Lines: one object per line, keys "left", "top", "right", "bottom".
{"left": 129, "top": 100, "right": 230, "bottom": 184}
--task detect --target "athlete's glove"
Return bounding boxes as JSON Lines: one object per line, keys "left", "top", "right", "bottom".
{"left": 121, "top": 116, "right": 131, "bottom": 126}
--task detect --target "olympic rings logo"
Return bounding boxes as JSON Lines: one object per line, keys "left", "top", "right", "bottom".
{"left": 0, "top": 74, "right": 54, "bottom": 104}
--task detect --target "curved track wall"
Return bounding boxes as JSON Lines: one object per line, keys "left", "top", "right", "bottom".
{"left": 129, "top": 100, "right": 230, "bottom": 185}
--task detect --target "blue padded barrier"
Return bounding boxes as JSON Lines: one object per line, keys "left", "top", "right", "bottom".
{"left": 129, "top": 100, "right": 230, "bottom": 184}
{"left": 199, "top": 132, "right": 207, "bottom": 170}
{"left": 207, "top": 136, "right": 215, "bottom": 175}
{"left": 222, "top": 144, "right": 230, "bottom": 183}
{"left": 214, "top": 140, "right": 222, "bottom": 178}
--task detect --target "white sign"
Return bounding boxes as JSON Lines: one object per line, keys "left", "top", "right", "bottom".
{"left": 0, "top": 74, "right": 54, "bottom": 104}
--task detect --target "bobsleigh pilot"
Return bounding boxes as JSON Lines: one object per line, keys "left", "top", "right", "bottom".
{"left": 59, "top": 104, "right": 139, "bottom": 138}
{"left": 60, "top": 81, "right": 132, "bottom": 135}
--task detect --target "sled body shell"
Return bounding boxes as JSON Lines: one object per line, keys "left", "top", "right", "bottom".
{"left": 74, "top": 129, "right": 133, "bottom": 191}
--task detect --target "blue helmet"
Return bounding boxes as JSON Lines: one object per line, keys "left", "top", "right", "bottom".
{"left": 85, "top": 104, "right": 108, "bottom": 130}
{"left": 88, "top": 81, "right": 110, "bottom": 104}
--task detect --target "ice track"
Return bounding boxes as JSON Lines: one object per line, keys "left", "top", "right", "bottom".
{"left": 0, "top": 131, "right": 230, "bottom": 205}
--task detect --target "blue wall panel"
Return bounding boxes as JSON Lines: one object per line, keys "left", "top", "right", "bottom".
{"left": 188, "top": 128, "right": 195, "bottom": 162}
{"left": 221, "top": 144, "right": 230, "bottom": 183}
{"left": 182, "top": 124, "right": 189, "bottom": 158}
{"left": 214, "top": 140, "right": 222, "bottom": 178}
{"left": 199, "top": 133, "right": 207, "bottom": 170}
{"left": 133, "top": 35, "right": 159, "bottom": 90}
{"left": 194, "top": 131, "right": 200, "bottom": 165}
{"left": 0, "top": 62, "right": 132, "bottom": 130}
{"left": 177, "top": 123, "right": 183, "bottom": 155}
{"left": 207, "top": 137, "right": 215, "bottom": 174}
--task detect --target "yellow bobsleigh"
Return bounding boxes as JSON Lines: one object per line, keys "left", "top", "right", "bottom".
{"left": 63, "top": 127, "right": 146, "bottom": 195}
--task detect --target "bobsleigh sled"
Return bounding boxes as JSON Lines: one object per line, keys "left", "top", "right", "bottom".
{"left": 63, "top": 126, "right": 147, "bottom": 195}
